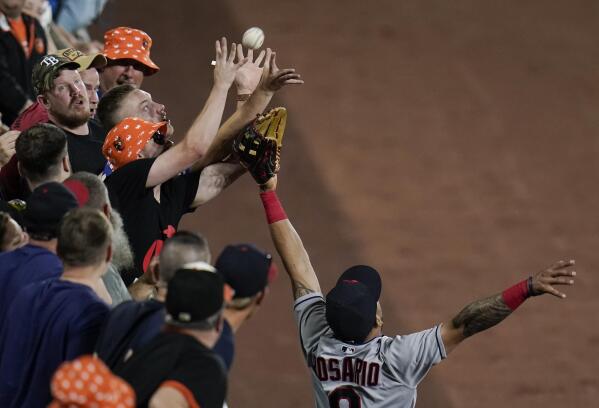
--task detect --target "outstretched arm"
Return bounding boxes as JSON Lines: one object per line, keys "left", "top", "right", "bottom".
{"left": 259, "top": 176, "right": 321, "bottom": 299}
{"left": 192, "top": 47, "right": 303, "bottom": 171}
{"left": 146, "top": 38, "right": 246, "bottom": 187}
{"left": 441, "top": 260, "right": 576, "bottom": 355}
{"left": 191, "top": 161, "right": 245, "bottom": 208}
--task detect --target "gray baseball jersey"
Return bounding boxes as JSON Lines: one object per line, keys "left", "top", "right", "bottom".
{"left": 294, "top": 293, "right": 446, "bottom": 408}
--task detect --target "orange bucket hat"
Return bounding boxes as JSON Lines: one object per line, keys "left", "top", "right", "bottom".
{"left": 103, "top": 117, "right": 168, "bottom": 170}
{"left": 49, "top": 355, "right": 135, "bottom": 407}
{"left": 103, "top": 27, "right": 159, "bottom": 75}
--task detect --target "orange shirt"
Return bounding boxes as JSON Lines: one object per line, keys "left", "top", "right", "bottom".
{"left": 7, "top": 16, "right": 32, "bottom": 57}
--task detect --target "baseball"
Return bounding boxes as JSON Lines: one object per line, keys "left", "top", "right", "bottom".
{"left": 242, "top": 27, "right": 265, "bottom": 50}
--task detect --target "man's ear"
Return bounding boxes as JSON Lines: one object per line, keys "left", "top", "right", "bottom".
{"left": 105, "top": 244, "right": 113, "bottom": 263}
{"left": 62, "top": 155, "right": 70, "bottom": 173}
{"left": 102, "top": 203, "right": 110, "bottom": 217}
{"left": 37, "top": 94, "right": 49, "bottom": 110}
{"left": 255, "top": 290, "right": 267, "bottom": 306}
{"left": 216, "top": 314, "right": 224, "bottom": 334}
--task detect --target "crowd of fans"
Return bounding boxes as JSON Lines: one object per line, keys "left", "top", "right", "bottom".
{"left": 0, "top": 0, "right": 302, "bottom": 406}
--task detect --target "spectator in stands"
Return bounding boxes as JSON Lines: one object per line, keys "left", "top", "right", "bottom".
{"left": 0, "top": 182, "right": 78, "bottom": 332}
{"left": 12, "top": 47, "right": 107, "bottom": 130}
{"left": 0, "top": 123, "right": 70, "bottom": 200}
{"left": 1, "top": 50, "right": 107, "bottom": 199}
{"left": 95, "top": 231, "right": 213, "bottom": 369}
{"left": 0, "top": 54, "right": 108, "bottom": 200}
{"left": 54, "top": 0, "right": 108, "bottom": 44}
{"left": 0, "top": 0, "right": 47, "bottom": 126}
{"left": 32, "top": 54, "right": 106, "bottom": 172}
{"left": 99, "top": 26, "right": 159, "bottom": 94}
{"left": 17, "top": 123, "right": 71, "bottom": 189}
{"left": 115, "top": 264, "right": 229, "bottom": 407}
{"left": 0, "top": 207, "right": 112, "bottom": 407}
{"left": 213, "top": 244, "right": 277, "bottom": 369}
{"left": 95, "top": 234, "right": 275, "bottom": 373}
{"left": 0, "top": 210, "right": 27, "bottom": 252}
{"left": 99, "top": 41, "right": 301, "bottom": 284}
{"left": 64, "top": 171, "right": 134, "bottom": 305}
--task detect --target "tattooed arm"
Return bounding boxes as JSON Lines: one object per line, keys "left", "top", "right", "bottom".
{"left": 441, "top": 260, "right": 577, "bottom": 355}
{"left": 260, "top": 176, "right": 321, "bottom": 299}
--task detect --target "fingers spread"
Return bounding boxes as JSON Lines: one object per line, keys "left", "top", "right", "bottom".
{"left": 255, "top": 50, "right": 266, "bottom": 66}
{"left": 236, "top": 43, "right": 244, "bottom": 61}
{"left": 236, "top": 57, "right": 249, "bottom": 68}
{"left": 550, "top": 259, "right": 575, "bottom": 270}
{"left": 262, "top": 48, "right": 273, "bottom": 72}
{"left": 545, "top": 276, "right": 575, "bottom": 286}
{"left": 221, "top": 37, "right": 228, "bottom": 59}
{"left": 550, "top": 268, "right": 576, "bottom": 278}
{"left": 228, "top": 43, "right": 237, "bottom": 63}
{"left": 215, "top": 40, "right": 222, "bottom": 59}
{"left": 544, "top": 284, "right": 567, "bottom": 299}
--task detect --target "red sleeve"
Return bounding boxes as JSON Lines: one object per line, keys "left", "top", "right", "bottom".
{"left": 10, "top": 102, "right": 49, "bottom": 132}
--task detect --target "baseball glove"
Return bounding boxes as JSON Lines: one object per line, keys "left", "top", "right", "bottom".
{"left": 233, "top": 107, "right": 287, "bottom": 184}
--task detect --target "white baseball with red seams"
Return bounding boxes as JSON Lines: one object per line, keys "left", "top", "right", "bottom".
{"left": 242, "top": 27, "right": 265, "bottom": 50}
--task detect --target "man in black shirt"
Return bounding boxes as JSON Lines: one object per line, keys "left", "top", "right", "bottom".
{"left": 102, "top": 40, "right": 303, "bottom": 284}
{"left": 32, "top": 54, "right": 107, "bottom": 174}
{"left": 115, "top": 263, "right": 229, "bottom": 407}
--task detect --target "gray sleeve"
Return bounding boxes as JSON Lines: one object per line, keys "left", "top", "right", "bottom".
{"left": 102, "top": 264, "right": 132, "bottom": 307}
{"left": 293, "top": 293, "right": 330, "bottom": 360}
{"left": 382, "top": 325, "right": 447, "bottom": 388}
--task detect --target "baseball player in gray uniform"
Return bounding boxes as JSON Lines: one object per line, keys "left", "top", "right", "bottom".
{"left": 257, "top": 176, "right": 576, "bottom": 407}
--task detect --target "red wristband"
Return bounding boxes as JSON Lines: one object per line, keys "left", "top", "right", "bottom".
{"left": 501, "top": 279, "right": 531, "bottom": 311}
{"left": 260, "top": 191, "right": 287, "bottom": 224}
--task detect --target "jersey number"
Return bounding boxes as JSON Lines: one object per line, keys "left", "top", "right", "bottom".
{"left": 329, "top": 386, "right": 361, "bottom": 408}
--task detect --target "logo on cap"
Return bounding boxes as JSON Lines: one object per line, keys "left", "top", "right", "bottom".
{"left": 40, "top": 56, "right": 60, "bottom": 67}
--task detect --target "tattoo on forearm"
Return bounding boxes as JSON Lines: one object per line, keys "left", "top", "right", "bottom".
{"left": 451, "top": 294, "right": 512, "bottom": 338}
{"left": 292, "top": 280, "right": 315, "bottom": 299}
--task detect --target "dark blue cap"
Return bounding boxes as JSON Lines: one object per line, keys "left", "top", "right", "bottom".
{"left": 215, "top": 244, "right": 277, "bottom": 298}
{"left": 23, "top": 182, "right": 79, "bottom": 238}
{"left": 337, "top": 265, "right": 382, "bottom": 300}
{"left": 326, "top": 265, "right": 382, "bottom": 343}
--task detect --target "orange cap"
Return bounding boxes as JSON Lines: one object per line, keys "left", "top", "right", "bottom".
{"left": 103, "top": 117, "right": 168, "bottom": 170}
{"left": 49, "top": 355, "right": 135, "bottom": 408}
{"left": 103, "top": 27, "right": 159, "bottom": 75}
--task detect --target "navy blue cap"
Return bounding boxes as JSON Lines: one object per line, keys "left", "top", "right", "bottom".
{"left": 23, "top": 182, "right": 79, "bottom": 238}
{"left": 326, "top": 265, "right": 382, "bottom": 343}
{"left": 215, "top": 244, "right": 276, "bottom": 298}
{"left": 166, "top": 262, "right": 224, "bottom": 328}
{"left": 337, "top": 265, "right": 382, "bottom": 301}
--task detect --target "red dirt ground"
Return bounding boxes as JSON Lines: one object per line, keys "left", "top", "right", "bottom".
{"left": 94, "top": 0, "right": 598, "bottom": 406}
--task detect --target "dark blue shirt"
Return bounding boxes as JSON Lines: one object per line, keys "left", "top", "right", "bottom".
{"left": 0, "top": 244, "right": 62, "bottom": 333}
{"left": 96, "top": 300, "right": 235, "bottom": 371}
{"left": 213, "top": 319, "right": 235, "bottom": 370}
{"left": 0, "top": 279, "right": 109, "bottom": 407}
